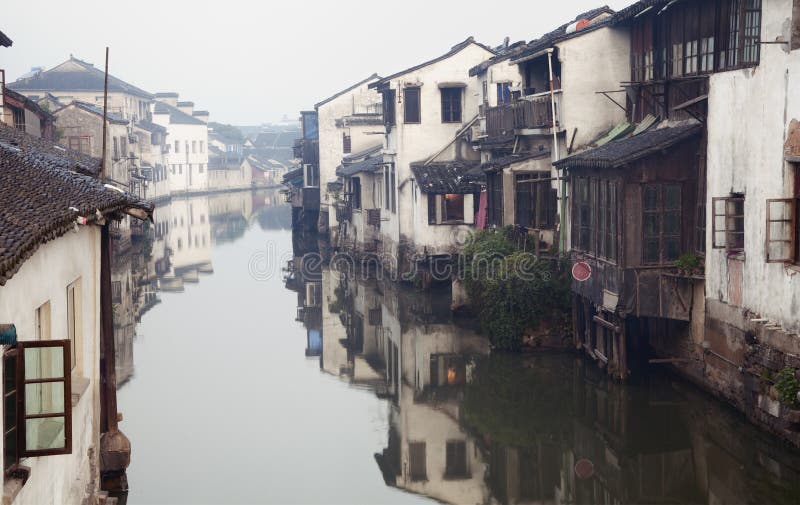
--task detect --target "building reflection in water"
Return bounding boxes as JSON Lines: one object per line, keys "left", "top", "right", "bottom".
{"left": 285, "top": 246, "right": 800, "bottom": 505}
{"left": 111, "top": 189, "right": 289, "bottom": 387}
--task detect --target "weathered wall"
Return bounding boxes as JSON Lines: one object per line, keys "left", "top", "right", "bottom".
{"left": 706, "top": 0, "right": 800, "bottom": 332}
{"left": 0, "top": 227, "right": 101, "bottom": 505}
{"left": 153, "top": 113, "right": 209, "bottom": 195}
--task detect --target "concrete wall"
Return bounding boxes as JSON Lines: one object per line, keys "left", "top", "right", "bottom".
{"left": 706, "top": 0, "right": 800, "bottom": 333}
{"left": 207, "top": 160, "right": 253, "bottom": 192}
{"left": 0, "top": 227, "right": 102, "bottom": 505}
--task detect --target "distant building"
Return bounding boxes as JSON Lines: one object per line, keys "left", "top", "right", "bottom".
{"left": 153, "top": 93, "right": 210, "bottom": 194}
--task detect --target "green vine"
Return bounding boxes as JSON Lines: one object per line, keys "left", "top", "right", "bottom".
{"left": 774, "top": 367, "right": 800, "bottom": 407}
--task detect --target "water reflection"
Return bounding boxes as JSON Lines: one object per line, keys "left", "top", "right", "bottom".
{"left": 113, "top": 198, "right": 800, "bottom": 504}
{"left": 112, "top": 189, "right": 289, "bottom": 385}
{"left": 287, "top": 254, "right": 800, "bottom": 505}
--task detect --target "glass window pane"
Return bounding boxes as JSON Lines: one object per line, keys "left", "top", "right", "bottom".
{"left": 665, "top": 185, "right": 681, "bottom": 209}
{"left": 644, "top": 214, "right": 660, "bottom": 236}
{"left": 25, "top": 417, "right": 66, "bottom": 452}
{"left": 24, "top": 347, "right": 64, "bottom": 381}
{"left": 4, "top": 392, "right": 16, "bottom": 431}
{"left": 24, "top": 382, "right": 65, "bottom": 416}
{"left": 664, "top": 212, "right": 681, "bottom": 234}
{"left": 645, "top": 239, "right": 660, "bottom": 262}
{"left": 665, "top": 238, "right": 681, "bottom": 260}
{"left": 644, "top": 186, "right": 658, "bottom": 210}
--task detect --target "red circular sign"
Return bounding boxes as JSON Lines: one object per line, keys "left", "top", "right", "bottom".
{"left": 574, "top": 458, "right": 595, "bottom": 479}
{"left": 572, "top": 261, "right": 592, "bottom": 282}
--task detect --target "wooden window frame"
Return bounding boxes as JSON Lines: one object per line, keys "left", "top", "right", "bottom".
{"left": 403, "top": 87, "right": 421, "bottom": 124}
{"left": 643, "top": 184, "right": 682, "bottom": 265}
{"left": 342, "top": 132, "right": 352, "bottom": 154}
{"left": 350, "top": 177, "right": 362, "bottom": 210}
{"left": 766, "top": 198, "right": 798, "bottom": 263}
{"left": 712, "top": 195, "right": 745, "bottom": 251}
{"left": 408, "top": 442, "right": 427, "bottom": 482}
{"left": 440, "top": 87, "right": 462, "bottom": 123}
{"left": 515, "top": 173, "right": 557, "bottom": 231}
{"left": 487, "top": 171, "right": 504, "bottom": 227}
{"left": 444, "top": 440, "right": 469, "bottom": 479}
{"left": 428, "top": 194, "right": 466, "bottom": 225}
{"left": 496, "top": 82, "right": 511, "bottom": 105}
{"left": 382, "top": 90, "right": 396, "bottom": 127}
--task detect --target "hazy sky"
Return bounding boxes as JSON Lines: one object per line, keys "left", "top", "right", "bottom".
{"left": 3, "top": 0, "right": 631, "bottom": 125}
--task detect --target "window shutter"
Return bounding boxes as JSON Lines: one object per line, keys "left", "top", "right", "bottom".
{"left": 766, "top": 198, "right": 795, "bottom": 262}
{"left": 18, "top": 340, "right": 72, "bottom": 457}
{"left": 547, "top": 187, "right": 558, "bottom": 229}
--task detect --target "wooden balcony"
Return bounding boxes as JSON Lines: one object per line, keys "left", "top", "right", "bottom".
{"left": 484, "top": 91, "right": 562, "bottom": 140}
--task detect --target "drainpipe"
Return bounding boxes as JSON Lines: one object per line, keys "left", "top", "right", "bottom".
{"left": 546, "top": 48, "right": 566, "bottom": 254}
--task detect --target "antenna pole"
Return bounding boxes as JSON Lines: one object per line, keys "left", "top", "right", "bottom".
{"left": 101, "top": 47, "right": 109, "bottom": 182}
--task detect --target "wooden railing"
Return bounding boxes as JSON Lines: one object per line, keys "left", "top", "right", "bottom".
{"left": 485, "top": 91, "right": 562, "bottom": 139}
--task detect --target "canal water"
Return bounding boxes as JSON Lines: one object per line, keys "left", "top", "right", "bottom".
{"left": 115, "top": 190, "right": 800, "bottom": 505}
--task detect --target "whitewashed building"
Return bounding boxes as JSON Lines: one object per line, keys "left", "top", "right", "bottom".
{"left": 153, "top": 93, "right": 209, "bottom": 195}
{"left": 472, "top": 7, "right": 629, "bottom": 253}
{"left": 369, "top": 38, "right": 496, "bottom": 276}
{"left": 312, "top": 74, "right": 383, "bottom": 237}
{"left": 0, "top": 124, "right": 152, "bottom": 504}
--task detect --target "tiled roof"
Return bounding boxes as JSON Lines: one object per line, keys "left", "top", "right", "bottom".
{"left": 410, "top": 160, "right": 484, "bottom": 194}
{"left": 314, "top": 74, "right": 381, "bottom": 110}
{"left": 154, "top": 101, "right": 206, "bottom": 125}
{"left": 0, "top": 124, "right": 153, "bottom": 285}
{"left": 482, "top": 151, "right": 551, "bottom": 172}
{"left": 337, "top": 156, "right": 383, "bottom": 177}
{"left": 371, "top": 37, "right": 495, "bottom": 89}
{"left": 9, "top": 56, "right": 153, "bottom": 99}
{"left": 57, "top": 100, "right": 128, "bottom": 125}
{"left": 469, "top": 6, "right": 615, "bottom": 75}
{"left": 0, "top": 123, "right": 100, "bottom": 176}
{"left": 611, "top": 0, "right": 672, "bottom": 24}
{"left": 155, "top": 92, "right": 178, "bottom": 98}
{"left": 553, "top": 122, "right": 702, "bottom": 170}
{"left": 135, "top": 120, "right": 167, "bottom": 134}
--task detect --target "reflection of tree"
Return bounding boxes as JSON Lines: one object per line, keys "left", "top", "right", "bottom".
{"left": 462, "top": 354, "right": 574, "bottom": 447}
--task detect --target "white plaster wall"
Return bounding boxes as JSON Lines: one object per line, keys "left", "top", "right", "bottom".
{"left": 166, "top": 197, "right": 211, "bottom": 271}
{"left": 558, "top": 25, "right": 631, "bottom": 150}
{"left": 381, "top": 43, "right": 495, "bottom": 254}
{"left": 705, "top": 0, "right": 800, "bottom": 331}
{"left": 315, "top": 78, "right": 382, "bottom": 230}
{"left": 207, "top": 160, "right": 253, "bottom": 192}
{"left": 322, "top": 269, "right": 349, "bottom": 376}
{"left": 0, "top": 227, "right": 101, "bottom": 505}
{"left": 153, "top": 114, "right": 209, "bottom": 195}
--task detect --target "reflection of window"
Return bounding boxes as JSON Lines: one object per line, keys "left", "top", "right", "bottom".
{"left": 430, "top": 355, "right": 466, "bottom": 386}
{"left": 712, "top": 195, "right": 745, "bottom": 251}
{"left": 403, "top": 87, "right": 421, "bottom": 124}
{"left": 643, "top": 184, "right": 682, "bottom": 264}
{"left": 428, "top": 194, "right": 466, "bottom": 224}
{"left": 350, "top": 177, "right": 362, "bottom": 210}
{"left": 408, "top": 442, "right": 427, "bottom": 481}
{"left": 445, "top": 441, "right": 469, "bottom": 479}
{"left": 67, "top": 280, "right": 82, "bottom": 371}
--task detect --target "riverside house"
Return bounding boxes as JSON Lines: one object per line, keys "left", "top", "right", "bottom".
{"left": 0, "top": 124, "right": 152, "bottom": 504}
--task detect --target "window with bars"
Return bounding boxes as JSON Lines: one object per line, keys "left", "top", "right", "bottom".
{"left": 643, "top": 184, "right": 682, "bottom": 264}
{"left": 712, "top": 195, "right": 745, "bottom": 251}
{"left": 440, "top": 87, "right": 462, "bottom": 123}
{"left": 403, "top": 87, "right": 421, "bottom": 124}
{"left": 12, "top": 108, "right": 25, "bottom": 132}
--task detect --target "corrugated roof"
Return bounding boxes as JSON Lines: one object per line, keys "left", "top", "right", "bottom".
{"left": 0, "top": 124, "right": 153, "bottom": 285}
{"left": 554, "top": 122, "right": 702, "bottom": 170}
{"left": 411, "top": 160, "right": 484, "bottom": 194}
{"left": 9, "top": 56, "right": 153, "bottom": 99}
